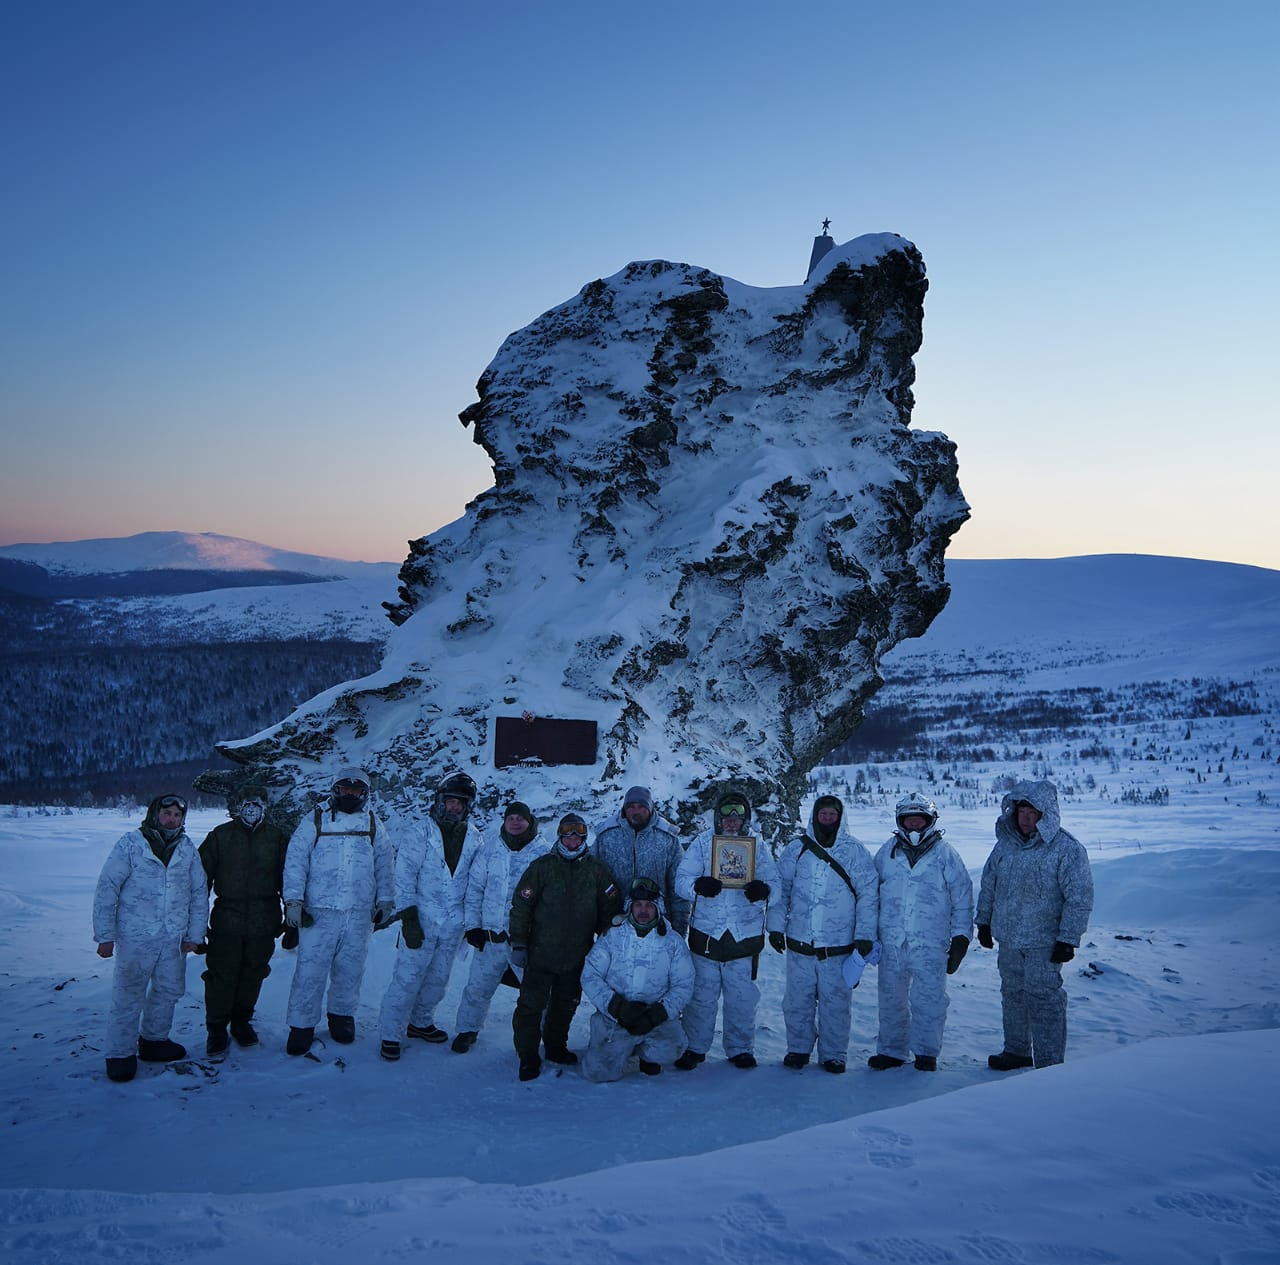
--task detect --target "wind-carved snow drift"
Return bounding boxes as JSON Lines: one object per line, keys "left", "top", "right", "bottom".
{"left": 204, "top": 234, "right": 969, "bottom": 841}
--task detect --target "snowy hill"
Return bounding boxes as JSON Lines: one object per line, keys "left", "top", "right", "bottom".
{"left": 0, "top": 529, "right": 394, "bottom": 579}
{"left": 0, "top": 530, "right": 399, "bottom": 644}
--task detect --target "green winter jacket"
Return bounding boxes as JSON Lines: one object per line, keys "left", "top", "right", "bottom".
{"left": 509, "top": 852, "right": 621, "bottom": 973}
{"left": 200, "top": 819, "right": 289, "bottom": 936}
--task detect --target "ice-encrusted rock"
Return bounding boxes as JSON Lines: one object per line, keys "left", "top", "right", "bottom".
{"left": 200, "top": 233, "right": 969, "bottom": 842}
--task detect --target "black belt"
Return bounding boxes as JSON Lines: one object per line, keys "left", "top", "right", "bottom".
{"left": 786, "top": 937, "right": 854, "bottom": 960}
{"left": 689, "top": 927, "right": 763, "bottom": 962}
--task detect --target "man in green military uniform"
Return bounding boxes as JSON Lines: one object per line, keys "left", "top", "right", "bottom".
{"left": 199, "top": 788, "right": 290, "bottom": 1055}
{"left": 508, "top": 812, "right": 621, "bottom": 1081}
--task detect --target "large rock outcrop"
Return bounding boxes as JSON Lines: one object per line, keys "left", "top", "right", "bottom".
{"left": 200, "top": 233, "right": 969, "bottom": 840}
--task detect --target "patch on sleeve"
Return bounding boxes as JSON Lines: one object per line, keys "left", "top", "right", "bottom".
{"left": 518, "top": 886, "right": 534, "bottom": 901}
{"left": 605, "top": 883, "right": 617, "bottom": 895}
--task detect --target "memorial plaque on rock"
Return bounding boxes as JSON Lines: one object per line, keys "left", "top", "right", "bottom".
{"left": 494, "top": 715, "right": 598, "bottom": 767}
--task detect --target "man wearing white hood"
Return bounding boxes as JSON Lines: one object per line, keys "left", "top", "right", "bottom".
{"left": 93, "top": 793, "right": 208, "bottom": 1083}
{"left": 379, "top": 771, "right": 485, "bottom": 1061}
{"left": 869, "top": 792, "right": 973, "bottom": 1072}
{"left": 775, "top": 794, "right": 879, "bottom": 1074}
{"left": 674, "top": 789, "right": 782, "bottom": 1070}
{"left": 283, "top": 769, "right": 395, "bottom": 1056}
{"left": 976, "top": 779, "right": 1093, "bottom": 1070}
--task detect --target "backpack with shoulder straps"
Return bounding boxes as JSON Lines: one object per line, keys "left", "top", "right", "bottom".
{"left": 312, "top": 805, "right": 377, "bottom": 846}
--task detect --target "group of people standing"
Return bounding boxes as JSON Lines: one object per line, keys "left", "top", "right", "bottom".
{"left": 92, "top": 773, "right": 1093, "bottom": 1086}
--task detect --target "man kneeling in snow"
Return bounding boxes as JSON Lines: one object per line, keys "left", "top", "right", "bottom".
{"left": 580, "top": 876, "right": 694, "bottom": 1081}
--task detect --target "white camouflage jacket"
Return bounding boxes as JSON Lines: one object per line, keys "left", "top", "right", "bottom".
{"left": 465, "top": 830, "right": 553, "bottom": 933}
{"left": 393, "top": 814, "right": 484, "bottom": 934}
{"left": 93, "top": 829, "right": 208, "bottom": 944}
{"left": 582, "top": 917, "right": 695, "bottom": 1017}
{"left": 283, "top": 804, "right": 395, "bottom": 914}
{"left": 777, "top": 822, "right": 879, "bottom": 949}
{"left": 676, "top": 826, "right": 783, "bottom": 942}
{"left": 874, "top": 828, "right": 974, "bottom": 951}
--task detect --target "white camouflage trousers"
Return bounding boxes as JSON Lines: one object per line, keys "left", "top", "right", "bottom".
{"left": 682, "top": 953, "right": 759, "bottom": 1058}
{"left": 453, "top": 941, "right": 512, "bottom": 1035}
{"left": 580, "top": 1010, "right": 687, "bottom": 1082}
{"left": 782, "top": 952, "right": 855, "bottom": 1064}
{"left": 997, "top": 944, "right": 1068, "bottom": 1067}
{"left": 106, "top": 936, "right": 189, "bottom": 1058}
{"left": 286, "top": 906, "right": 374, "bottom": 1028}
{"left": 379, "top": 927, "right": 461, "bottom": 1040}
{"left": 875, "top": 938, "right": 950, "bottom": 1060}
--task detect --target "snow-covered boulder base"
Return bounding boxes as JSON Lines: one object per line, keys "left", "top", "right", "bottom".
{"left": 208, "top": 234, "right": 969, "bottom": 839}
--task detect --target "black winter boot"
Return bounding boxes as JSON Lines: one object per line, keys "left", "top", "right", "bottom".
{"left": 783, "top": 1052, "right": 810, "bottom": 1069}
{"left": 914, "top": 1055, "right": 938, "bottom": 1071}
{"left": 206, "top": 1025, "right": 230, "bottom": 1057}
{"left": 518, "top": 1057, "right": 541, "bottom": 1081}
{"left": 286, "top": 1026, "right": 314, "bottom": 1056}
{"left": 406, "top": 1023, "right": 448, "bottom": 1043}
{"left": 543, "top": 1045, "right": 578, "bottom": 1065}
{"left": 229, "top": 1019, "right": 259, "bottom": 1048}
{"left": 106, "top": 1055, "right": 137, "bottom": 1082}
{"left": 674, "top": 1049, "right": 705, "bottom": 1071}
{"left": 138, "top": 1037, "right": 186, "bottom": 1062}
{"left": 638, "top": 1059, "right": 662, "bottom": 1076}
{"left": 327, "top": 1013, "right": 355, "bottom": 1044}
{"left": 451, "top": 1031, "right": 478, "bottom": 1053}
{"left": 988, "top": 1050, "right": 1034, "bottom": 1071}
{"left": 868, "top": 1053, "right": 905, "bottom": 1070}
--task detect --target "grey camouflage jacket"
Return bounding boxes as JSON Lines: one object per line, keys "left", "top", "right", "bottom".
{"left": 976, "top": 780, "right": 1093, "bottom": 947}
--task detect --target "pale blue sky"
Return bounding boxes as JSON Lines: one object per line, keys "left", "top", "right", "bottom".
{"left": 3, "top": 1, "right": 1276, "bottom": 567}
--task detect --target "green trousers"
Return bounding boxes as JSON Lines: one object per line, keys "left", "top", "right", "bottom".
{"left": 512, "top": 963, "right": 583, "bottom": 1059}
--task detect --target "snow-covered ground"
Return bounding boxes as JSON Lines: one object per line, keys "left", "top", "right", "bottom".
{"left": 3, "top": 737, "right": 1279, "bottom": 1263}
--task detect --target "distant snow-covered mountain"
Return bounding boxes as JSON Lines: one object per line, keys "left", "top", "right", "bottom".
{"left": 0, "top": 531, "right": 399, "bottom": 645}
{"left": 892, "top": 553, "right": 1280, "bottom": 682}
{"left": 0, "top": 529, "right": 394, "bottom": 579}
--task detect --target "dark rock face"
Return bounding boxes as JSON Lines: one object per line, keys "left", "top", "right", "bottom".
{"left": 202, "top": 234, "right": 968, "bottom": 841}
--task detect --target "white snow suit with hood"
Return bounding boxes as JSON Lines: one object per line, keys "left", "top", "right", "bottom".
{"left": 580, "top": 906, "right": 695, "bottom": 1081}
{"left": 452, "top": 823, "right": 552, "bottom": 1036}
{"left": 675, "top": 809, "right": 782, "bottom": 1059}
{"left": 776, "top": 800, "right": 879, "bottom": 1064}
{"left": 379, "top": 812, "right": 484, "bottom": 1040}
{"left": 873, "top": 819, "right": 973, "bottom": 1061}
{"left": 283, "top": 801, "right": 395, "bottom": 1028}
{"left": 93, "top": 817, "right": 208, "bottom": 1058}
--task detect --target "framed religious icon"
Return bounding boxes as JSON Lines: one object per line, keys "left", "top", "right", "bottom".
{"left": 711, "top": 835, "right": 757, "bottom": 888}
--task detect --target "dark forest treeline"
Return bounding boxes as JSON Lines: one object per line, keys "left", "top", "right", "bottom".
{"left": 0, "top": 640, "right": 381, "bottom": 804}
{"left": 823, "top": 676, "right": 1263, "bottom": 766}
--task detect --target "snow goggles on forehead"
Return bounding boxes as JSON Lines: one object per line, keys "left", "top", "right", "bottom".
{"left": 558, "top": 823, "right": 588, "bottom": 839}
{"left": 156, "top": 795, "right": 187, "bottom": 811}
{"left": 629, "top": 879, "right": 661, "bottom": 903}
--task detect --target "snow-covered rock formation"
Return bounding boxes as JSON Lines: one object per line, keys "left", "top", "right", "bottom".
{"left": 203, "top": 234, "right": 969, "bottom": 840}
